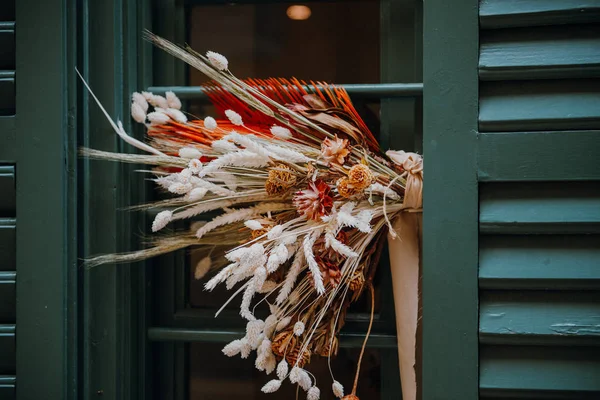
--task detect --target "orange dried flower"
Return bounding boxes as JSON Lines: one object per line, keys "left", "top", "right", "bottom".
{"left": 342, "top": 395, "right": 360, "bottom": 400}
{"left": 271, "top": 330, "right": 295, "bottom": 357}
{"left": 251, "top": 227, "right": 271, "bottom": 239}
{"left": 336, "top": 178, "right": 360, "bottom": 199}
{"left": 347, "top": 164, "right": 373, "bottom": 190}
{"left": 293, "top": 180, "right": 333, "bottom": 220}
{"left": 265, "top": 163, "right": 297, "bottom": 195}
{"left": 321, "top": 136, "right": 350, "bottom": 165}
{"left": 285, "top": 346, "right": 311, "bottom": 368}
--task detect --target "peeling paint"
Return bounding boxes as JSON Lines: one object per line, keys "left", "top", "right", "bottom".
{"left": 550, "top": 323, "right": 600, "bottom": 336}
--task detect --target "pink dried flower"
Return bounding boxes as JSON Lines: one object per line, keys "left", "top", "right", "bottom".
{"left": 321, "top": 136, "right": 349, "bottom": 165}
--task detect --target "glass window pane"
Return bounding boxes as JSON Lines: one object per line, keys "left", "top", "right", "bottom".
{"left": 186, "top": 1, "right": 380, "bottom": 121}
{"left": 189, "top": 343, "right": 382, "bottom": 399}
{"left": 188, "top": 2, "right": 379, "bottom": 84}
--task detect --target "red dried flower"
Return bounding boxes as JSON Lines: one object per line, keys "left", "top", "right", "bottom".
{"left": 293, "top": 179, "right": 333, "bottom": 221}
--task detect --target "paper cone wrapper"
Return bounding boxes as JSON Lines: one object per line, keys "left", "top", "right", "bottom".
{"left": 388, "top": 213, "right": 422, "bottom": 400}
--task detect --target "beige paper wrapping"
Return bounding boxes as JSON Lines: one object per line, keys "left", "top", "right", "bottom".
{"left": 386, "top": 150, "right": 423, "bottom": 400}
{"left": 388, "top": 214, "right": 421, "bottom": 400}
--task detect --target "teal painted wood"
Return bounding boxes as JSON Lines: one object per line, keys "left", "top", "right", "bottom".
{"left": 0, "top": 219, "right": 14, "bottom": 271}
{"left": 0, "top": 272, "right": 15, "bottom": 323}
{"left": 479, "top": 25, "right": 600, "bottom": 81}
{"left": 478, "top": 131, "right": 600, "bottom": 182}
{"left": 423, "top": 0, "right": 479, "bottom": 399}
{"left": 0, "top": 375, "right": 15, "bottom": 400}
{"left": 479, "top": 182, "right": 600, "bottom": 234}
{"left": 148, "top": 83, "right": 424, "bottom": 101}
{"left": 480, "top": 345, "right": 600, "bottom": 397}
{"left": 479, "top": 79, "right": 600, "bottom": 132}
{"left": 480, "top": 291, "right": 600, "bottom": 346}
{"left": 0, "top": 325, "right": 14, "bottom": 374}
{"left": 0, "top": 166, "right": 14, "bottom": 216}
{"left": 480, "top": 0, "right": 600, "bottom": 29}
{"left": 0, "top": 72, "right": 14, "bottom": 116}
{"left": 0, "top": 117, "right": 15, "bottom": 161}
{"left": 0, "top": 22, "right": 15, "bottom": 71}
{"left": 479, "top": 235, "right": 600, "bottom": 290}
{"left": 80, "top": 0, "right": 151, "bottom": 399}
{"left": 15, "top": 0, "right": 78, "bottom": 398}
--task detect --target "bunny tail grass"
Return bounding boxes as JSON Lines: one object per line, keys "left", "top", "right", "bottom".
{"left": 83, "top": 237, "right": 196, "bottom": 268}
{"left": 80, "top": 148, "right": 188, "bottom": 167}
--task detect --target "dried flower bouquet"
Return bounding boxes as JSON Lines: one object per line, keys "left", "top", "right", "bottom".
{"left": 82, "top": 31, "right": 423, "bottom": 400}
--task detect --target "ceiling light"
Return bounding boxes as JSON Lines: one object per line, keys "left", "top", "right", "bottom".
{"left": 287, "top": 5, "right": 311, "bottom": 21}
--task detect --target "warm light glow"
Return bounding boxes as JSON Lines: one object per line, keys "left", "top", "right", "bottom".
{"left": 286, "top": 5, "right": 311, "bottom": 21}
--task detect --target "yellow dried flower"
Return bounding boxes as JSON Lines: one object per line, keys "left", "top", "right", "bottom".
{"left": 347, "top": 164, "right": 373, "bottom": 190}
{"left": 265, "top": 163, "right": 297, "bottom": 195}
{"left": 336, "top": 178, "right": 360, "bottom": 199}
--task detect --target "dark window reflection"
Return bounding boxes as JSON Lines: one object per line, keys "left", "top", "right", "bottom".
{"left": 189, "top": 343, "right": 381, "bottom": 399}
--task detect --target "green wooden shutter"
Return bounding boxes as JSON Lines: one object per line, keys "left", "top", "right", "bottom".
{"left": 424, "top": 1, "right": 600, "bottom": 399}
{"left": 477, "top": 2, "right": 600, "bottom": 398}
{"left": 0, "top": 2, "right": 16, "bottom": 399}
{"left": 422, "top": 1, "right": 480, "bottom": 399}
{"left": 13, "top": 0, "right": 79, "bottom": 398}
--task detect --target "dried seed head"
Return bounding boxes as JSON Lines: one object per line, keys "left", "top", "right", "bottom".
{"left": 261, "top": 379, "right": 282, "bottom": 393}
{"left": 206, "top": 51, "right": 229, "bottom": 71}
{"left": 307, "top": 386, "right": 321, "bottom": 400}
{"left": 348, "top": 271, "right": 365, "bottom": 291}
{"left": 152, "top": 210, "right": 172, "bottom": 232}
{"left": 194, "top": 256, "right": 211, "bottom": 280}
{"left": 179, "top": 147, "right": 202, "bottom": 159}
{"left": 266, "top": 163, "right": 297, "bottom": 195}
{"left": 225, "top": 109, "right": 243, "bottom": 126}
{"left": 204, "top": 116, "right": 218, "bottom": 130}
{"left": 270, "top": 125, "right": 292, "bottom": 139}
{"left": 165, "top": 91, "right": 182, "bottom": 110}
{"left": 131, "top": 102, "right": 147, "bottom": 123}
{"left": 293, "top": 321, "right": 305, "bottom": 336}
{"left": 332, "top": 381, "right": 344, "bottom": 398}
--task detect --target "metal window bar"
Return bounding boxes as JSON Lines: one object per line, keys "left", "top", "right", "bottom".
{"left": 147, "top": 82, "right": 423, "bottom": 101}
{"left": 148, "top": 327, "right": 397, "bottom": 347}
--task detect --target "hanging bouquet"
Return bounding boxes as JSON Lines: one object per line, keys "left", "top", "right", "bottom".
{"left": 83, "top": 32, "right": 423, "bottom": 400}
